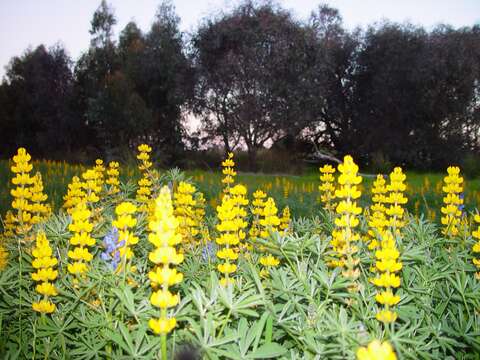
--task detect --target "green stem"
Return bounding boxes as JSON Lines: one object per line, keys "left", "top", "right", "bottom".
{"left": 17, "top": 231, "right": 23, "bottom": 347}
{"left": 217, "top": 307, "right": 232, "bottom": 338}
{"left": 161, "top": 334, "right": 167, "bottom": 360}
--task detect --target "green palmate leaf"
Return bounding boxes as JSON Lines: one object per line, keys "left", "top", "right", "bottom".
{"left": 246, "top": 342, "right": 288, "bottom": 358}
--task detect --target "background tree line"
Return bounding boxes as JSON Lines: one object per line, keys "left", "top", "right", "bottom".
{"left": 0, "top": 0, "right": 479, "bottom": 171}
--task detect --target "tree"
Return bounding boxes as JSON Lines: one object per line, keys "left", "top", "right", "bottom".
{"left": 302, "top": 5, "right": 360, "bottom": 156}
{"left": 192, "top": 1, "right": 311, "bottom": 168}
{"left": 0, "top": 44, "right": 81, "bottom": 158}
{"left": 351, "top": 23, "right": 480, "bottom": 168}
{"left": 87, "top": 71, "right": 153, "bottom": 152}
{"left": 74, "top": 0, "right": 121, "bottom": 152}
{"left": 137, "top": 1, "right": 193, "bottom": 164}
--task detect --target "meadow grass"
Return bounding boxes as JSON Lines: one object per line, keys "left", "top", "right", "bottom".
{"left": 1, "top": 159, "right": 479, "bottom": 220}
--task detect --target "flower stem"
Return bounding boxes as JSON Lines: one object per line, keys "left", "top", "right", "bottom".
{"left": 161, "top": 334, "right": 167, "bottom": 360}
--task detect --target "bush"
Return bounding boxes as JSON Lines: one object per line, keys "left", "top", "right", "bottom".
{"left": 461, "top": 152, "right": 480, "bottom": 179}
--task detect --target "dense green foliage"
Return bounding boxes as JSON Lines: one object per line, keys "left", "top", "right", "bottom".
{"left": 0, "top": 1, "right": 479, "bottom": 170}
{"left": 1, "top": 169, "right": 479, "bottom": 359}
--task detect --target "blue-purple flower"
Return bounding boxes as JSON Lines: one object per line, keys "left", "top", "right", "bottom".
{"left": 100, "top": 227, "right": 124, "bottom": 269}
{"left": 201, "top": 241, "right": 217, "bottom": 262}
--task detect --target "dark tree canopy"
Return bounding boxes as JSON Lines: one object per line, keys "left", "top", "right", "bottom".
{"left": 0, "top": 44, "right": 82, "bottom": 158}
{"left": 192, "top": 1, "right": 312, "bottom": 168}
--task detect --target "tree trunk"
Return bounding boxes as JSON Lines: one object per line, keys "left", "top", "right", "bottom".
{"left": 247, "top": 146, "right": 258, "bottom": 172}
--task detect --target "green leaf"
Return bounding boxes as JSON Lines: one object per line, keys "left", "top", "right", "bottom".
{"left": 246, "top": 343, "right": 287, "bottom": 358}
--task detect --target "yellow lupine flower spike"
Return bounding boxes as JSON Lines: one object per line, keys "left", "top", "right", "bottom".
{"left": 221, "top": 152, "right": 236, "bottom": 193}
{"left": 148, "top": 186, "right": 183, "bottom": 336}
{"left": 330, "top": 155, "right": 362, "bottom": 289}
{"left": 215, "top": 184, "right": 249, "bottom": 286}
{"left": 319, "top": 164, "right": 336, "bottom": 211}
{"left": 472, "top": 214, "right": 480, "bottom": 279}
{"left": 441, "top": 166, "right": 463, "bottom": 238}
{"left": 31, "top": 231, "right": 58, "bottom": 314}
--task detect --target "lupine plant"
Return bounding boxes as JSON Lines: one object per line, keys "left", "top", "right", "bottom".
{"left": 0, "top": 147, "right": 479, "bottom": 359}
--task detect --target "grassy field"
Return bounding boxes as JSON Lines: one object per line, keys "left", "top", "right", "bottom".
{"left": 1, "top": 154, "right": 480, "bottom": 358}
{"left": 0, "top": 159, "right": 479, "bottom": 220}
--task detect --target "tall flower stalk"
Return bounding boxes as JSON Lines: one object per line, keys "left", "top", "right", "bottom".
{"left": 30, "top": 172, "right": 51, "bottom": 225}
{"left": 136, "top": 144, "right": 153, "bottom": 211}
{"left": 371, "top": 231, "right": 402, "bottom": 324}
{"left": 221, "top": 152, "right": 236, "bottom": 194}
{"left": 63, "top": 176, "right": 85, "bottom": 214}
{"left": 215, "top": 184, "right": 248, "bottom": 287}
{"left": 106, "top": 161, "right": 120, "bottom": 195}
{"left": 330, "top": 155, "right": 362, "bottom": 289}
{"left": 174, "top": 182, "right": 199, "bottom": 246}
{"left": 258, "top": 197, "right": 281, "bottom": 276}
{"left": 441, "top": 166, "right": 463, "bottom": 238}
{"left": 249, "top": 190, "right": 267, "bottom": 240}
{"left": 368, "top": 175, "right": 388, "bottom": 251}
{"left": 472, "top": 214, "right": 480, "bottom": 279}
{"left": 10, "top": 148, "right": 34, "bottom": 239}
{"left": 318, "top": 164, "right": 336, "bottom": 212}
{"left": 148, "top": 186, "right": 183, "bottom": 359}
{"left": 385, "top": 167, "right": 407, "bottom": 235}
{"left": 67, "top": 202, "right": 95, "bottom": 278}
{"left": 112, "top": 202, "right": 138, "bottom": 277}
{"left": 31, "top": 231, "right": 58, "bottom": 313}
{"left": 94, "top": 159, "right": 105, "bottom": 189}
{"left": 279, "top": 206, "right": 291, "bottom": 234}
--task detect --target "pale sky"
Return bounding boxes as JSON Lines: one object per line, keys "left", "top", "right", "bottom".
{"left": 1, "top": 0, "right": 479, "bottom": 78}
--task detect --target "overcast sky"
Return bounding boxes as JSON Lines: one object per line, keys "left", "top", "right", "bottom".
{"left": 1, "top": 0, "right": 479, "bottom": 78}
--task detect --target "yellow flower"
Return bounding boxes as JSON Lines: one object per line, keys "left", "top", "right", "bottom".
{"left": 10, "top": 148, "right": 36, "bottom": 238}
{"left": 149, "top": 318, "right": 176, "bottom": 335}
{"left": 441, "top": 166, "right": 463, "bottom": 238}
{"left": 371, "top": 273, "right": 401, "bottom": 288}
{"left": 68, "top": 202, "right": 95, "bottom": 277}
{"left": 0, "top": 245, "right": 8, "bottom": 270}
{"left": 218, "top": 262, "right": 237, "bottom": 274}
{"left": 148, "top": 186, "right": 183, "bottom": 335}
{"left": 149, "top": 247, "right": 184, "bottom": 265}
{"left": 357, "top": 340, "right": 397, "bottom": 360}
{"left": 472, "top": 214, "right": 480, "bottom": 278}
{"left": 385, "top": 167, "right": 408, "bottom": 232}
{"left": 372, "top": 232, "right": 402, "bottom": 324}
{"left": 149, "top": 267, "right": 183, "bottom": 287}
{"left": 368, "top": 175, "right": 388, "bottom": 250}
{"left": 106, "top": 161, "right": 120, "bottom": 194}
{"left": 174, "top": 182, "right": 200, "bottom": 245}
{"left": 150, "top": 290, "right": 180, "bottom": 308}
{"left": 375, "top": 309, "right": 398, "bottom": 324}
{"left": 319, "top": 164, "right": 336, "bottom": 211}
{"left": 68, "top": 246, "right": 93, "bottom": 261}
{"left": 279, "top": 206, "right": 291, "bottom": 233}
{"left": 330, "top": 155, "right": 362, "bottom": 288}
{"left": 221, "top": 152, "right": 237, "bottom": 192}
{"left": 215, "top": 185, "right": 249, "bottom": 285}
{"left": 32, "top": 299, "right": 56, "bottom": 314}
{"left": 260, "top": 254, "right": 280, "bottom": 267}
{"left": 67, "top": 261, "right": 88, "bottom": 275}
{"left": 249, "top": 190, "right": 266, "bottom": 239}
{"left": 375, "top": 290, "right": 400, "bottom": 306}
{"left": 31, "top": 231, "right": 57, "bottom": 314}
{"left": 111, "top": 201, "right": 138, "bottom": 271}
{"left": 136, "top": 144, "right": 153, "bottom": 209}
{"left": 217, "top": 248, "right": 239, "bottom": 260}
{"left": 36, "top": 282, "right": 58, "bottom": 296}
{"left": 63, "top": 176, "right": 85, "bottom": 214}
